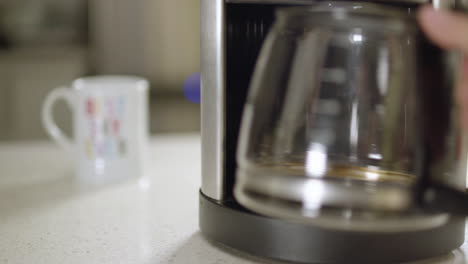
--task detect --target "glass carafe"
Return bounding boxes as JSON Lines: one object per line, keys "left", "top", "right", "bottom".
{"left": 235, "top": 2, "right": 466, "bottom": 232}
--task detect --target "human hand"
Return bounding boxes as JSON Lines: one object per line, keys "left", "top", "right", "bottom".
{"left": 418, "top": 6, "right": 468, "bottom": 128}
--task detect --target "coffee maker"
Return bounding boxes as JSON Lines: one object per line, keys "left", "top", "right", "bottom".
{"left": 199, "top": 0, "right": 468, "bottom": 263}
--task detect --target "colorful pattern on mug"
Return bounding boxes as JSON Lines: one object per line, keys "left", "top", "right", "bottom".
{"left": 84, "top": 96, "right": 127, "bottom": 159}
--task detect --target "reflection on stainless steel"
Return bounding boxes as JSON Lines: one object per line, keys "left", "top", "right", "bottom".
{"left": 235, "top": 2, "right": 463, "bottom": 231}
{"left": 201, "top": 0, "right": 225, "bottom": 200}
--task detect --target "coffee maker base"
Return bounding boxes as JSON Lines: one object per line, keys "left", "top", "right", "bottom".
{"left": 199, "top": 191, "right": 465, "bottom": 264}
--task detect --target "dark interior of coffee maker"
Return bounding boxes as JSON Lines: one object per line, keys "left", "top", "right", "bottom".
{"left": 225, "top": 4, "right": 276, "bottom": 199}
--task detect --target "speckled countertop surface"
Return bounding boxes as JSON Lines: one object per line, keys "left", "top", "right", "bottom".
{"left": 0, "top": 134, "right": 467, "bottom": 264}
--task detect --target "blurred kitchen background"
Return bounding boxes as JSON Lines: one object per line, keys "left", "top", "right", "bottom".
{"left": 0, "top": 0, "right": 200, "bottom": 141}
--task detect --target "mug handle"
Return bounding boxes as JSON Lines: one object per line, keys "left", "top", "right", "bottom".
{"left": 41, "top": 87, "right": 75, "bottom": 150}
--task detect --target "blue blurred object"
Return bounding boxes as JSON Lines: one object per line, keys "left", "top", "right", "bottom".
{"left": 184, "top": 73, "right": 201, "bottom": 103}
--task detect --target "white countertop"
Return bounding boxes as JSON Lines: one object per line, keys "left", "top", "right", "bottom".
{"left": 1, "top": 134, "right": 468, "bottom": 264}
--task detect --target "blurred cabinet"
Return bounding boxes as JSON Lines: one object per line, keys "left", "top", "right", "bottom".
{"left": 145, "top": 0, "right": 200, "bottom": 92}
{"left": 0, "top": 46, "right": 88, "bottom": 140}
{"left": 89, "top": 0, "right": 200, "bottom": 93}
{"left": 0, "top": 67, "right": 13, "bottom": 140}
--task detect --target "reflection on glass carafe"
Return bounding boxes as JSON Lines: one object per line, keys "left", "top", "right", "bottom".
{"left": 235, "top": 2, "right": 465, "bottom": 232}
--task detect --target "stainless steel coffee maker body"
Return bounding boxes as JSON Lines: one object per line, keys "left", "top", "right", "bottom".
{"left": 200, "top": 0, "right": 468, "bottom": 263}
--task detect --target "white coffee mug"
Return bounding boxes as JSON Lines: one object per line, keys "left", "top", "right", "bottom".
{"left": 42, "top": 76, "right": 149, "bottom": 183}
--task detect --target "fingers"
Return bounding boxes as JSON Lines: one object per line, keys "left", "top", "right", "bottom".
{"left": 418, "top": 6, "right": 468, "bottom": 129}
{"left": 417, "top": 5, "right": 468, "bottom": 54}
